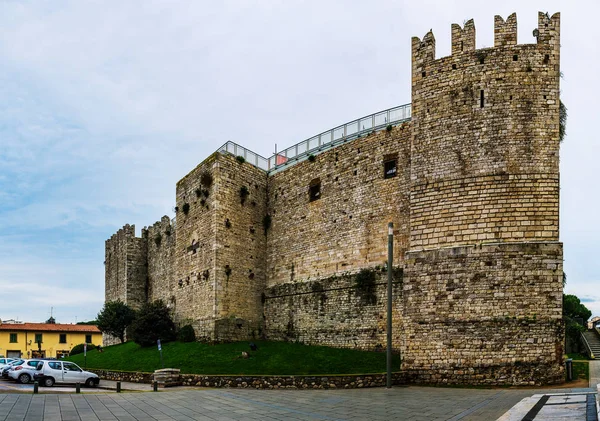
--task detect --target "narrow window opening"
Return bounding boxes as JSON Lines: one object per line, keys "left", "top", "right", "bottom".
{"left": 480, "top": 90, "right": 485, "bottom": 108}
{"left": 384, "top": 160, "right": 397, "bottom": 179}
{"left": 452, "top": 64, "right": 457, "bottom": 70}
{"left": 353, "top": 170, "right": 357, "bottom": 176}
{"left": 460, "top": 41, "right": 464, "bottom": 51}
{"left": 309, "top": 179, "right": 321, "bottom": 202}
{"left": 509, "top": 95, "right": 513, "bottom": 100}
{"left": 543, "top": 95, "right": 547, "bottom": 99}
{"left": 479, "top": 56, "right": 484, "bottom": 64}
{"left": 543, "top": 54, "right": 550, "bottom": 64}
{"left": 513, "top": 55, "right": 518, "bottom": 61}
{"left": 421, "top": 71, "right": 426, "bottom": 78}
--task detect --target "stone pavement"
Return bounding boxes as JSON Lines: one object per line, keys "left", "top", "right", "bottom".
{"left": 590, "top": 360, "right": 600, "bottom": 389}
{"left": 0, "top": 385, "right": 595, "bottom": 421}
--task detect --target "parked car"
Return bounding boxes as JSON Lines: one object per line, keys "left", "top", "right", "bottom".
{"left": 34, "top": 361, "right": 99, "bottom": 387}
{"left": 0, "top": 358, "right": 15, "bottom": 368}
{"left": 8, "top": 359, "right": 44, "bottom": 384}
{"left": 1, "top": 359, "right": 24, "bottom": 379}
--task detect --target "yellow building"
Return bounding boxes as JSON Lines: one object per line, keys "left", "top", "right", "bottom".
{"left": 0, "top": 322, "right": 102, "bottom": 359}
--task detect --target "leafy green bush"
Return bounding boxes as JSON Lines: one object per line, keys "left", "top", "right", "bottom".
{"left": 129, "top": 300, "right": 176, "bottom": 347}
{"left": 178, "top": 325, "right": 196, "bottom": 343}
{"left": 70, "top": 343, "right": 97, "bottom": 356}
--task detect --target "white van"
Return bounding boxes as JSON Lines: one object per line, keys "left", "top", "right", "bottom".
{"left": 34, "top": 361, "right": 99, "bottom": 387}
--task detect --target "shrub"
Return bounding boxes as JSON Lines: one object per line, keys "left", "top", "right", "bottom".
{"left": 129, "top": 300, "right": 177, "bottom": 347}
{"left": 386, "top": 124, "right": 393, "bottom": 132}
{"left": 236, "top": 156, "right": 246, "bottom": 164}
{"left": 307, "top": 154, "right": 316, "bottom": 162}
{"left": 70, "top": 343, "right": 97, "bottom": 356}
{"left": 200, "top": 172, "right": 213, "bottom": 188}
{"left": 178, "top": 325, "right": 196, "bottom": 343}
{"left": 240, "top": 186, "right": 249, "bottom": 205}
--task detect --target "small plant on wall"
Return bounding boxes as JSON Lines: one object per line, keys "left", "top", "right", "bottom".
{"left": 307, "top": 154, "right": 316, "bottom": 162}
{"left": 182, "top": 203, "right": 190, "bottom": 215}
{"left": 200, "top": 172, "right": 213, "bottom": 188}
{"left": 225, "top": 218, "right": 232, "bottom": 228}
{"left": 262, "top": 214, "right": 272, "bottom": 235}
{"left": 224, "top": 265, "right": 232, "bottom": 280}
{"left": 236, "top": 155, "right": 246, "bottom": 164}
{"left": 354, "top": 268, "right": 377, "bottom": 305}
{"left": 195, "top": 188, "right": 202, "bottom": 198}
{"left": 239, "top": 186, "right": 249, "bottom": 205}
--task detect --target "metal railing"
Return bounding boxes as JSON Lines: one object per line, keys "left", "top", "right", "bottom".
{"left": 216, "top": 103, "right": 412, "bottom": 174}
{"left": 581, "top": 331, "right": 595, "bottom": 359}
{"left": 217, "top": 142, "right": 270, "bottom": 171}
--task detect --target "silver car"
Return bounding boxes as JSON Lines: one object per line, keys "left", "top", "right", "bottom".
{"left": 8, "top": 359, "right": 44, "bottom": 384}
{"left": 35, "top": 360, "right": 99, "bottom": 387}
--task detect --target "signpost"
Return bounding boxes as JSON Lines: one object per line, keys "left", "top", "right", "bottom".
{"left": 387, "top": 222, "right": 393, "bottom": 388}
{"left": 157, "top": 339, "right": 164, "bottom": 368}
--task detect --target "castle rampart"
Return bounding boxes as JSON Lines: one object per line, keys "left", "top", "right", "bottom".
{"left": 105, "top": 12, "right": 564, "bottom": 385}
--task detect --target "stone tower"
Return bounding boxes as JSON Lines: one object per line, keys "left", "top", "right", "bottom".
{"left": 402, "top": 12, "right": 564, "bottom": 384}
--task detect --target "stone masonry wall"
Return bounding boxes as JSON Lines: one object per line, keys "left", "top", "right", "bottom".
{"left": 402, "top": 243, "right": 564, "bottom": 385}
{"left": 145, "top": 216, "right": 176, "bottom": 307}
{"left": 410, "top": 13, "right": 560, "bottom": 249}
{"left": 264, "top": 269, "right": 403, "bottom": 352}
{"left": 267, "top": 124, "right": 411, "bottom": 287}
{"left": 104, "top": 224, "right": 148, "bottom": 345}
{"left": 174, "top": 154, "right": 219, "bottom": 339}
{"left": 211, "top": 154, "right": 268, "bottom": 341}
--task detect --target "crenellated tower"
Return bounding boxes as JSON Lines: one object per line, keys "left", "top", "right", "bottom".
{"left": 402, "top": 12, "right": 564, "bottom": 385}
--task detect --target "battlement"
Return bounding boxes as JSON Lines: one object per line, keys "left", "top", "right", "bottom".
{"left": 106, "top": 224, "right": 137, "bottom": 245}
{"left": 537, "top": 12, "right": 560, "bottom": 48}
{"left": 412, "top": 11, "right": 559, "bottom": 68}
{"left": 494, "top": 13, "right": 517, "bottom": 47}
{"left": 451, "top": 19, "right": 475, "bottom": 55}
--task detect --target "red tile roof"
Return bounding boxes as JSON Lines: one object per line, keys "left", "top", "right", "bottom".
{"left": 0, "top": 323, "right": 101, "bottom": 333}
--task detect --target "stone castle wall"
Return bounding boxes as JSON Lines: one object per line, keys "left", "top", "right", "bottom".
{"left": 264, "top": 270, "right": 403, "bottom": 351}
{"left": 105, "top": 11, "right": 564, "bottom": 385}
{"left": 402, "top": 12, "right": 563, "bottom": 385}
{"left": 267, "top": 124, "right": 411, "bottom": 287}
{"left": 211, "top": 154, "right": 268, "bottom": 341}
{"left": 145, "top": 216, "right": 176, "bottom": 306}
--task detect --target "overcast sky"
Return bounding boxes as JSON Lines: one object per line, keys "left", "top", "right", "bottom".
{"left": 0, "top": 0, "right": 597, "bottom": 324}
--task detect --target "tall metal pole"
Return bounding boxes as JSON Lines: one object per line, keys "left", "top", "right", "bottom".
{"left": 386, "top": 222, "right": 393, "bottom": 388}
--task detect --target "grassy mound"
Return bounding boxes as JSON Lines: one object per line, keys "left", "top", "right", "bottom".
{"left": 66, "top": 340, "right": 400, "bottom": 375}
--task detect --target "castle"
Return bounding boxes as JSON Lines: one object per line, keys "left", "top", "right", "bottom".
{"left": 105, "top": 12, "right": 564, "bottom": 385}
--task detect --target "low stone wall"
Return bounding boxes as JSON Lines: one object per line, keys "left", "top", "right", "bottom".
{"left": 90, "top": 369, "right": 403, "bottom": 389}
{"left": 89, "top": 369, "right": 153, "bottom": 383}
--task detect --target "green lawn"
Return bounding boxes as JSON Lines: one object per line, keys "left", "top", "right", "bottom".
{"left": 66, "top": 341, "right": 401, "bottom": 375}
{"left": 571, "top": 361, "right": 589, "bottom": 381}
{"left": 566, "top": 353, "right": 590, "bottom": 360}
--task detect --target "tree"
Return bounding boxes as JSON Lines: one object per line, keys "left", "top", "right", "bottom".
{"left": 563, "top": 294, "right": 592, "bottom": 322}
{"left": 129, "top": 300, "right": 176, "bottom": 347}
{"left": 563, "top": 294, "right": 592, "bottom": 354}
{"left": 96, "top": 301, "right": 136, "bottom": 343}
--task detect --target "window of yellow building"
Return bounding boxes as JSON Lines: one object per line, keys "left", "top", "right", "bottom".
{"left": 9, "top": 333, "right": 17, "bottom": 343}
{"left": 85, "top": 334, "right": 92, "bottom": 344}
{"left": 59, "top": 334, "right": 67, "bottom": 344}
{"left": 35, "top": 333, "right": 42, "bottom": 344}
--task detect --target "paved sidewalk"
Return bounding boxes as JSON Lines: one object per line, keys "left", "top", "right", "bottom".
{"left": 590, "top": 360, "right": 600, "bottom": 389}
{"left": 0, "top": 386, "right": 594, "bottom": 421}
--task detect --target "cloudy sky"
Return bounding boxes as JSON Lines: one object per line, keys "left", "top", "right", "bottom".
{"left": 0, "top": 0, "right": 597, "bottom": 324}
